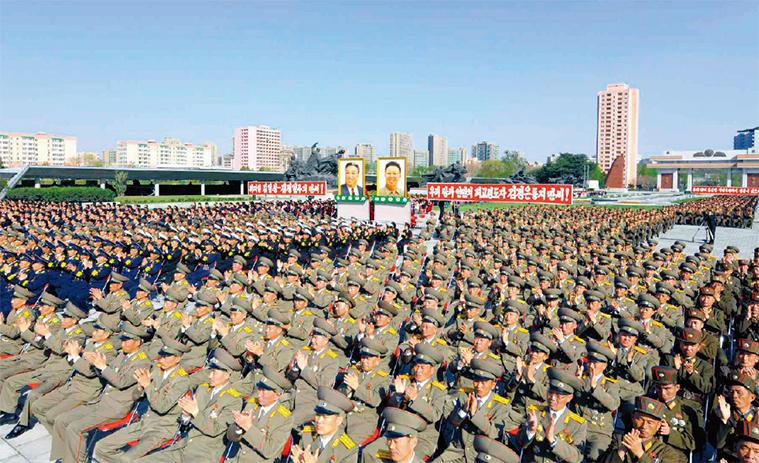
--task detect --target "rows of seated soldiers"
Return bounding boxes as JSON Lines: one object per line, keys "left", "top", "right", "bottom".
{"left": 674, "top": 195, "right": 757, "bottom": 228}
{"left": 0, "top": 200, "right": 758, "bottom": 463}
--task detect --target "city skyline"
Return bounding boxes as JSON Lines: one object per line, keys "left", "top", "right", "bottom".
{"left": 1, "top": 2, "right": 756, "bottom": 164}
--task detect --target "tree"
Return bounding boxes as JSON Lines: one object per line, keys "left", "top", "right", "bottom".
{"left": 411, "top": 165, "right": 432, "bottom": 177}
{"left": 240, "top": 166, "right": 251, "bottom": 171}
{"left": 113, "top": 171, "right": 128, "bottom": 197}
{"left": 258, "top": 166, "right": 273, "bottom": 172}
{"left": 65, "top": 152, "right": 103, "bottom": 167}
{"left": 478, "top": 160, "right": 515, "bottom": 179}
{"left": 0, "top": 156, "right": 5, "bottom": 169}
{"left": 531, "top": 153, "right": 604, "bottom": 187}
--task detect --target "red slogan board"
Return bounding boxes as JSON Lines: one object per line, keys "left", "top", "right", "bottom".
{"left": 427, "top": 183, "right": 573, "bottom": 205}
{"left": 247, "top": 181, "right": 327, "bottom": 196}
{"left": 691, "top": 186, "right": 759, "bottom": 195}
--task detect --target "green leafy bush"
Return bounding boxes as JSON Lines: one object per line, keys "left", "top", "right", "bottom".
{"left": 0, "top": 178, "right": 7, "bottom": 190}
{"left": 5, "top": 187, "right": 116, "bottom": 202}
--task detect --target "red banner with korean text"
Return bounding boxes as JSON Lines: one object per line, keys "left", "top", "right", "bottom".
{"left": 691, "top": 186, "right": 759, "bottom": 195}
{"left": 248, "top": 181, "right": 327, "bottom": 196}
{"left": 427, "top": 183, "right": 573, "bottom": 205}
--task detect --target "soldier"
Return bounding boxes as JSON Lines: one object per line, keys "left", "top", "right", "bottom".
{"left": 446, "top": 321, "right": 501, "bottom": 390}
{"left": 497, "top": 301, "right": 529, "bottom": 374}
{"left": 93, "top": 337, "right": 192, "bottom": 463}
{"left": 550, "top": 307, "right": 587, "bottom": 372}
{"left": 50, "top": 323, "right": 151, "bottom": 463}
{"left": 91, "top": 272, "right": 130, "bottom": 329}
{"left": 210, "top": 297, "right": 257, "bottom": 358}
{"left": 471, "top": 435, "right": 520, "bottom": 463}
{"left": 292, "top": 387, "right": 359, "bottom": 463}
{"left": 358, "top": 301, "right": 400, "bottom": 350}
{"left": 178, "top": 291, "right": 216, "bottom": 370}
{"left": 648, "top": 365, "right": 701, "bottom": 461}
{"left": 399, "top": 307, "right": 451, "bottom": 367}
{"left": 603, "top": 396, "right": 684, "bottom": 463}
{"left": 0, "top": 296, "right": 86, "bottom": 436}
{"left": 610, "top": 319, "right": 656, "bottom": 410}
{"left": 516, "top": 367, "right": 587, "bottom": 463}
{"left": 121, "top": 279, "right": 158, "bottom": 328}
{"left": 731, "top": 420, "right": 759, "bottom": 463}
{"left": 710, "top": 371, "right": 759, "bottom": 461}
{"left": 0, "top": 286, "right": 37, "bottom": 356}
{"left": 336, "top": 337, "right": 391, "bottom": 443}
{"left": 226, "top": 365, "right": 294, "bottom": 463}
{"left": 286, "top": 287, "right": 318, "bottom": 347}
{"left": 367, "top": 407, "right": 429, "bottom": 463}
{"left": 134, "top": 348, "right": 244, "bottom": 463}
{"left": 511, "top": 333, "right": 556, "bottom": 413}
{"left": 635, "top": 293, "right": 674, "bottom": 356}
{"left": 286, "top": 318, "right": 342, "bottom": 426}
{"left": 243, "top": 308, "right": 295, "bottom": 376}
{"left": 573, "top": 341, "right": 620, "bottom": 461}
{"left": 576, "top": 290, "right": 612, "bottom": 342}
{"left": 31, "top": 311, "right": 121, "bottom": 435}
{"left": 663, "top": 327, "right": 713, "bottom": 412}
{"left": 436, "top": 359, "right": 520, "bottom": 463}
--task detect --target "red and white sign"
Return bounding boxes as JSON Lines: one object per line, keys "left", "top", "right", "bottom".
{"left": 427, "top": 183, "right": 573, "bottom": 205}
{"left": 247, "top": 181, "right": 327, "bottom": 196}
{"left": 692, "top": 186, "right": 759, "bottom": 195}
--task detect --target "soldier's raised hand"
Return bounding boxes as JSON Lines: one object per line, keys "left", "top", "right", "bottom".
{"left": 526, "top": 409, "right": 538, "bottom": 433}
{"left": 232, "top": 410, "right": 253, "bottom": 432}
{"left": 717, "top": 395, "right": 731, "bottom": 424}
{"left": 393, "top": 377, "right": 406, "bottom": 396}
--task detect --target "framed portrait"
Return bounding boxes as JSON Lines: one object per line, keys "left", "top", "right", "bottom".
{"left": 338, "top": 158, "right": 366, "bottom": 196}
{"left": 377, "top": 157, "right": 407, "bottom": 197}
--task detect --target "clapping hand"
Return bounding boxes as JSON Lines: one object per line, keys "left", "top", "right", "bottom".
{"left": 621, "top": 429, "right": 645, "bottom": 458}
{"left": 134, "top": 368, "right": 152, "bottom": 389}
{"left": 178, "top": 394, "right": 199, "bottom": 418}
{"left": 526, "top": 409, "right": 538, "bottom": 434}
{"left": 344, "top": 372, "right": 359, "bottom": 391}
{"left": 295, "top": 351, "right": 309, "bottom": 370}
{"left": 17, "top": 317, "right": 32, "bottom": 332}
{"left": 232, "top": 410, "right": 254, "bottom": 432}
{"left": 34, "top": 321, "right": 51, "bottom": 337}
{"left": 674, "top": 353, "right": 683, "bottom": 370}
{"left": 84, "top": 351, "right": 108, "bottom": 370}
{"left": 717, "top": 395, "right": 731, "bottom": 424}
{"left": 394, "top": 377, "right": 406, "bottom": 396}
{"left": 246, "top": 340, "right": 264, "bottom": 356}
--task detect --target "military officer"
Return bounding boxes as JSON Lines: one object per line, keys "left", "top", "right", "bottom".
{"left": 516, "top": 367, "right": 587, "bottom": 463}
{"left": 178, "top": 292, "right": 216, "bottom": 370}
{"left": 610, "top": 319, "right": 656, "bottom": 408}
{"left": 226, "top": 365, "right": 294, "bottom": 463}
{"left": 573, "top": 341, "right": 620, "bottom": 461}
{"left": 709, "top": 371, "right": 759, "bottom": 460}
{"left": 497, "top": 301, "right": 529, "bottom": 374}
{"left": 292, "top": 387, "right": 359, "bottom": 463}
{"left": 446, "top": 321, "right": 501, "bottom": 390}
{"left": 133, "top": 348, "right": 245, "bottom": 463}
{"left": 91, "top": 272, "right": 131, "bottom": 329}
{"left": 510, "top": 333, "right": 556, "bottom": 413}
{"left": 0, "top": 286, "right": 37, "bottom": 356}
{"left": 648, "top": 365, "right": 701, "bottom": 461}
{"left": 550, "top": 308, "right": 587, "bottom": 372}
{"left": 94, "top": 337, "right": 192, "bottom": 463}
{"left": 663, "top": 327, "right": 713, "bottom": 411}
{"left": 121, "top": 279, "right": 157, "bottom": 329}
{"left": 576, "top": 290, "right": 613, "bottom": 342}
{"left": 603, "top": 396, "right": 684, "bottom": 463}
{"left": 209, "top": 297, "right": 257, "bottom": 358}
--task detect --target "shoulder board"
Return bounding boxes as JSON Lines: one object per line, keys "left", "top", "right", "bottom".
{"left": 573, "top": 336, "right": 586, "bottom": 343}
{"left": 301, "top": 425, "right": 314, "bottom": 433}
{"left": 634, "top": 346, "right": 648, "bottom": 354}
{"left": 177, "top": 368, "right": 187, "bottom": 377}
{"left": 104, "top": 343, "right": 113, "bottom": 350}
{"left": 458, "top": 387, "right": 474, "bottom": 394}
{"left": 493, "top": 394, "right": 510, "bottom": 405}
{"left": 516, "top": 327, "right": 529, "bottom": 333}
{"left": 528, "top": 404, "right": 546, "bottom": 411}
{"left": 201, "top": 382, "right": 210, "bottom": 387}
{"left": 74, "top": 328, "right": 82, "bottom": 335}
{"left": 23, "top": 310, "right": 30, "bottom": 318}
{"left": 138, "top": 352, "right": 148, "bottom": 360}
{"left": 387, "top": 328, "right": 397, "bottom": 334}
{"left": 145, "top": 301, "right": 152, "bottom": 306}
{"left": 625, "top": 298, "right": 634, "bottom": 302}
{"left": 488, "top": 353, "right": 500, "bottom": 360}
{"left": 226, "top": 388, "right": 242, "bottom": 398}
{"left": 376, "top": 370, "right": 389, "bottom": 377}
{"left": 376, "top": 449, "right": 392, "bottom": 459}
{"left": 435, "top": 338, "right": 447, "bottom": 345}
{"left": 281, "top": 339, "right": 290, "bottom": 346}
{"left": 599, "top": 313, "right": 611, "bottom": 319}
{"left": 50, "top": 317, "right": 60, "bottom": 324}
{"left": 432, "top": 380, "right": 446, "bottom": 390}
{"left": 304, "top": 311, "right": 313, "bottom": 316}
{"left": 358, "top": 297, "right": 366, "bottom": 301}
{"left": 348, "top": 318, "right": 356, "bottom": 325}
{"left": 277, "top": 405, "right": 291, "bottom": 417}
{"left": 173, "top": 312, "right": 183, "bottom": 319}
{"left": 651, "top": 321, "right": 664, "bottom": 328}
{"left": 302, "top": 346, "right": 314, "bottom": 352}
{"left": 339, "top": 433, "right": 355, "bottom": 450}
{"left": 570, "top": 412, "right": 585, "bottom": 424}
{"left": 398, "top": 374, "right": 412, "bottom": 380}
{"left": 242, "top": 326, "right": 253, "bottom": 333}
{"left": 603, "top": 377, "right": 618, "bottom": 383}
{"left": 326, "top": 350, "right": 338, "bottom": 359}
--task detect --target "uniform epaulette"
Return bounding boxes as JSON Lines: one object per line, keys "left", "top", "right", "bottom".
{"left": 603, "top": 377, "right": 618, "bottom": 383}
{"left": 104, "top": 343, "right": 113, "bottom": 350}
{"left": 242, "top": 326, "right": 253, "bottom": 333}
{"left": 528, "top": 404, "right": 546, "bottom": 411}
{"left": 435, "top": 338, "right": 447, "bottom": 345}
{"left": 388, "top": 328, "right": 397, "bottom": 334}
{"left": 23, "top": 310, "right": 30, "bottom": 318}
{"left": 573, "top": 336, "right": 586, "bottom": 343}
{"left": 301, "top": 425, "right": 315, "bottom": 433}
{"left": 599, "top": 312, "right": 611, "bottom": 318}
{"left": 304, "top": 311, "right": 313, "bottom": 316}
{"left": 302, "top": 346, "right": 314, "bottom": 352}
{"left": 432, "top": 381, "right": 446, "bottom": 390}
{"left": 173, "top": 312, "right": 183, "bottom": 319}
{"left": 281, "top": 339, "right": 290, "bottom": 346}
{"left": 277, "top": 405, "right": 291, "bottom": 417}
{"left": 570, "top": 412, "right": 585, "bottom": 424}
{"left": 376, "top": 449, "right": 392, "bottom": 459}
{"left": 376, "top": 370, "right": 389, "bottom": 377}
{"left": 488, "top": 353, "right": 500, "bottom": 360}
{"left": 146, "top": 301, "right": 152, "bottom": 306}
{"left": 247, "top": 396, "right": 259, "bottom": 404}
{"left": 339, "top": 433, "right": 355, "bottom": 450}
{"left": 326, "top": 350, "right": 338, "bottom": 359}
{"left": 516, "top": 327, "right": 529, "bottom": 333}
{"left": 651, "top": 320, "right": 664, "bottom": 328}
{"left": 458, "top": 387, "right": 474, "bottom": 394}
{"left": 348, "top": 318, "right": 356, "bottom": 324}
{"left": 74, "top": 328, "right": 82, "bottom": 335}
{"left": 50, "top": 317, "right": 60, "bottom": 324}
{"left": 177, "top": 368, "right": 187, "bottom": 376}
{"left": 398, "top": 374, "right": 412, "bottom": 380}
{"left": 226, "top": 388, "right": 242, "bottom": 398}
{"left": 137, "top": 352, "right": 148, "bottom": 360}
{"left": 358, "top": 297, "right": 366, "bottom": 301}
{"left": 493, "top": 394, "right": 509, "bottom": 405}
{"left": 634, "top": 346, "right": 648, "bottom": 354}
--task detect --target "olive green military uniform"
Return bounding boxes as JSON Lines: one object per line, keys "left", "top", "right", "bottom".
{"left": 603, "top": 435, "right": 684, "bottom": 463}
{"left": 336, "top": 364, "right": 391, "bottom": 443}
{"left": 122, "top": 298, "right": 156, "bottom": 328}
{"left": 0, "top": 305, "right": 37, "bottom": 356}
{"left": 574, "top": 375, "right": 620, "bottom": 460}
{"left": 515, "top": 405, "right": 588, "bottom": 463}
{"left": 225, "top": 397, "right": 294, "bottom": 463}
{"left": 94, "top": 288, "right": 129, "bottom": 328}
{"left": 0, "top": 314, "right": 62, "bottom": 387}
{"left": 285, "top": 345, "right": 342, "bottom": 426}
{"left": 180, "top": 314, "right": 214, "bottom": 370}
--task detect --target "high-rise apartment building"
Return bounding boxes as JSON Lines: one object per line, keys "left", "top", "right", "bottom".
{"left": 471, "top": 142, "right": 499, "bottom": 162}
{"left": 596, "top": 83, "right": 639, "bottom": 186}
{"left": 428, "top": 134, "right": 448, "bottom": 167}
{"left": 390, "top": 132, "right": 413, "bottom": 165}
{"left": 102, "top": 149, "right": 117, "bottom": 166}
{"left": 413, "top": 150, "right": 429, "bottom": 169}
{"left": 232, "top": 126, "right": 282, "bottom": 171}
{"left": 202, "top": 142, "right": 219, "bottom": 166}
{"left": 448, "top": 147, "right": 467, "bottom": 165}
{"left": 735, "top": 127, "right": 758, "bottom": 150}
{"left": 354, "top": 144, "right": 375, "bottom": 163}
{"left": 115, "top": 138, "right": 215, "bottom": 168}
{"left": 0, "top": 132, "right": 76, "bottom": 166}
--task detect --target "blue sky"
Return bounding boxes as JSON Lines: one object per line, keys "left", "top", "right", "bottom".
{"left": 1, "top": 1, "right": 757, "bottom": 162}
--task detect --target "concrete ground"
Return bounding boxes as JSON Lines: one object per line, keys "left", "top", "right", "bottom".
{"left": 0, "top": 422, "right": 52, "bottom": 463}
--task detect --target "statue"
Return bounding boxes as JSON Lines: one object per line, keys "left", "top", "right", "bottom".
{"left": 501, "top": 167, "right": 539, "bottom": 185}
{"left": 283, "top": 143, "right": 339, "bottom": 187}
{"left": 422, "top": 162, "right": 467, "bottom": 184}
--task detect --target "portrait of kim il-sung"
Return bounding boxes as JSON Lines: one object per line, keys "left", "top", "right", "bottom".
{"left": 377, "top": 157, "right": 407, "bottom": 197}
{"left": 338, "top": 158, "right": 365, "bottom": 196}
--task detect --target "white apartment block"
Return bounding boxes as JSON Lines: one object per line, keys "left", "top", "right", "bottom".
{"left": 115, "top": 138, "right": 215, "bottom": 168}
{"left": 390, "top": 132, "right": 413, "bottom": 165}
{"left": 233, "top": 126, "right": 282, "bottom": 171}
{"left": 0, "top": 132, "right": 77, "bottom": 166}
{"left": 354, "top": 144, "right": 375, "bottom": 163}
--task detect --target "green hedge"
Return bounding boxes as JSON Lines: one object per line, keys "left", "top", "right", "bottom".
{"left": 5, "top": 187, "right": 116, "bottom": 202}
{"left": 0, "top": 178, "right": 7, "bottom": 190}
